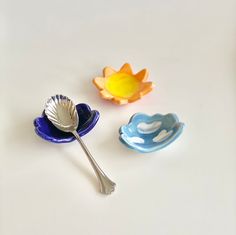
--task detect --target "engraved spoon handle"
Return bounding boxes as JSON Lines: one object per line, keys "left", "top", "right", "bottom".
{"left": 72, "top": 131, "right": 116, "bottom": 194}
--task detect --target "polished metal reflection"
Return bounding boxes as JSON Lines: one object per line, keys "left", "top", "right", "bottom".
{"left": 45, "top": 95, "right": 116, "bottom": 194}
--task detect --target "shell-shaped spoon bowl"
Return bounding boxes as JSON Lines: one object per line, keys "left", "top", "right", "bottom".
{"left": 45, "top": 95, "right": 78, "bottom": 132}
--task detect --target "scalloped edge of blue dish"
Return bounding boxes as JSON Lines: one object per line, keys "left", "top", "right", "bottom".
{"left": 119, "top": 113, "right": 184, "bottom": 153}
{"left": 34, "top": 103, "right": 100, "bottom": 143}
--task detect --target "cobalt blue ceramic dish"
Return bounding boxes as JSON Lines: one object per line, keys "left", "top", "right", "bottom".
{"left": 34, "top": 103, "right": 99, "bottom": 143}
{"left": 119, "top": 113, "right": 184, "bottom": 153}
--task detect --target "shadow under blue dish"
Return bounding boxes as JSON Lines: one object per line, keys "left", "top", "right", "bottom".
{"left": 34, "top": 103, "right": 99, "bottom": 143}
{"left": 119, "top": 113, "right": 184, "bottom": 153}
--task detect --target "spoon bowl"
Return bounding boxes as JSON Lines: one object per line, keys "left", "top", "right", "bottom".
{"left": 45, "top": 95, "right": 78, "bottom": 132}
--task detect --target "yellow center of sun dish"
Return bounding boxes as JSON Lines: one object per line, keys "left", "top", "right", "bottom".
{"left": 105, "top": 73, "right": 140, "bottom": 98}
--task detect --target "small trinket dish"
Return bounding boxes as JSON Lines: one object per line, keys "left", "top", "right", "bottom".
{"left": 34, "top": 103, "right": 99, "bottom": 143}
{"left": 93, "top": 63, "right": 154, "bottom": 105}
{"left": 119, "top": 113, "right": 184, "bottom": 153}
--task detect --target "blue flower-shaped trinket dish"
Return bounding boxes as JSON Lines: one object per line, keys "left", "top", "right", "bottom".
{"left": 119, "top": 113, "right": 184, "bottom": 153}
{"left": 34, "top": 103, "right": 99, "bottom": 143}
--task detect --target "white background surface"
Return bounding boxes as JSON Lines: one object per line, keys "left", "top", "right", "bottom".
{"left": 1, "top": 0, "right": 236, "bottom": 234}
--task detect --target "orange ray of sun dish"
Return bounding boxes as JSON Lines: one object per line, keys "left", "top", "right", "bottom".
{"left": 93, "top": 63, "right": 155, "bottom": 105}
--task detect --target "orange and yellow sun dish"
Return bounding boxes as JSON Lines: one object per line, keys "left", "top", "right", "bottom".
{"left": 93, "top": 63, "right": 155, "bottom": 105}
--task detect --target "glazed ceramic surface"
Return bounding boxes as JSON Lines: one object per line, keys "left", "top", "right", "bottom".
{"left": 34, "top": 103, "right": 99, "bottom": 143}
{"left": 93, "top": 63, "right": 154, "bottom": 105}
{"left": 119, "top": 113, "right": 184, "bottom": 153}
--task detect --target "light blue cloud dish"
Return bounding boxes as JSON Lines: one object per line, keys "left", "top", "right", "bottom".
{"left": 119, "top": 113, "right": 184, "bottom": 153}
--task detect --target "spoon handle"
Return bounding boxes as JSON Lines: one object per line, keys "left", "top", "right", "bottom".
{"left": 72, "top": 131, "right": 116, "bottom": 194}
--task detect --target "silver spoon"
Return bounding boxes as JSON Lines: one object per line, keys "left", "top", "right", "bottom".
{"left": 45, "top": 95, "right": 116, "bottom": 194}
